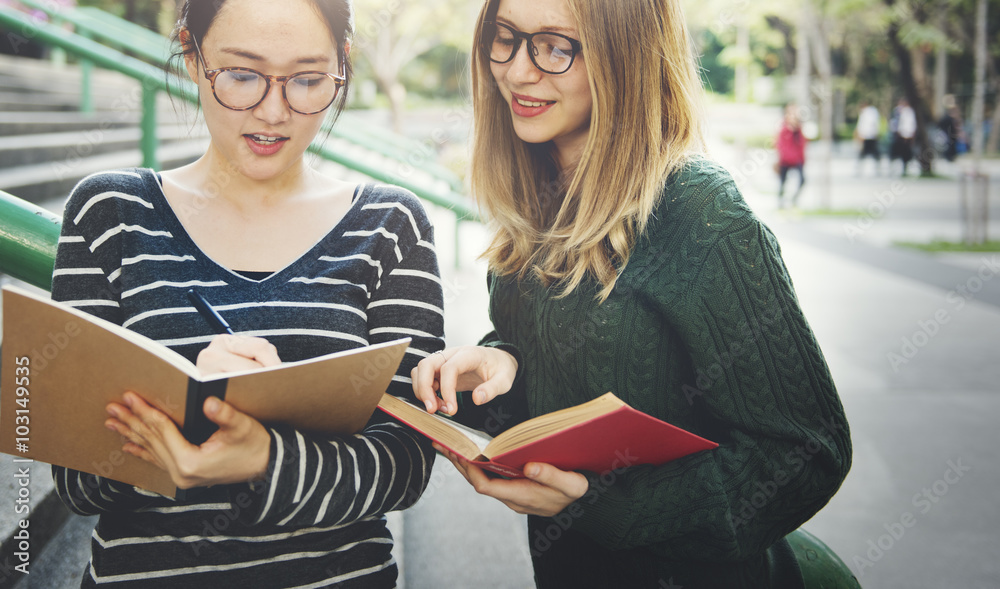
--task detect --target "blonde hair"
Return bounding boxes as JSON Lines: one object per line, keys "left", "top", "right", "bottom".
{"left": 471, "top": 0, "right": 705, "bottom": 300}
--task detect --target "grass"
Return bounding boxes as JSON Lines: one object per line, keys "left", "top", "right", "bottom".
{"left": 794, "top": 207, "right": 868, "bottom": 217}
{"left": 894, "top": 239, "right": 1000, "bottom": 253}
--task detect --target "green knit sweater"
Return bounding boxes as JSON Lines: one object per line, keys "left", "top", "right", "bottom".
{"left": 470, "top": 157, "right": 852, "bottom": 588}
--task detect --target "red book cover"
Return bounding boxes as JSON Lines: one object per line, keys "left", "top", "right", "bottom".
{"left": 378, "top": 392, "right": 717, "bottom": 478}
{"left": 478, "top": 403, "right": 718, "bottom": 476}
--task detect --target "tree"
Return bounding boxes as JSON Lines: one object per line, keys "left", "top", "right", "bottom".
{"left": 352, "top": 0, "right": 475, "bottom": 132}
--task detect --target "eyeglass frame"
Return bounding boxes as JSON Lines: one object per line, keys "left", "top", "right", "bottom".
{"left": 483, "top": 21, "right": 583, "bottom": 75}
{"left": 190, "top": 35, "right": 347, "bottom": 115}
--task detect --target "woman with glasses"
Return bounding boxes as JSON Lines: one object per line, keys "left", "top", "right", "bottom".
{"left": 50, "top": 0, "right": 442, "bottom": 587}
{"left": 412, "top": 0, "right": 851, "bottom": 587}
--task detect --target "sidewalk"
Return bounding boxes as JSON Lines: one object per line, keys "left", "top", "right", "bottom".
{"left": 711, "top": 125, "right": 1000, "bottom": 588}
{"left": 403, "top": 112, "right": 1000, "bottom": 588}
{"left": 8, "top": 105, "right": 1000, "bottom": 588}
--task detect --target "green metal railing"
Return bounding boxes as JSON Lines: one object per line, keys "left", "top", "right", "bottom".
{"left": 13, "top": 0, "right": 468, "bottom": 194}
{"left": 0, "top": 4, "right": 479, "bottom": 277}
{"left": 0, "top": 191, "right": 61, "bottom": 291}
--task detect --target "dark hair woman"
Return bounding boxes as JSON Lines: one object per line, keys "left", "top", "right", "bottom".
{"left": 50, "top": 0, "right": 443, "bottom": 587}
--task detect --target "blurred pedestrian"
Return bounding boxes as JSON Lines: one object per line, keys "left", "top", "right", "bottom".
{"left": 776, "top": 102, "right": 806, "bottom": 208}
{"left": 937, "top": 95, "right": 965, "bottom": 163}
{"left": 854, "top": 100, "right": 882, "bottom": 175}
{"left": 412, "top": 0, "right": 852, "bottom": 586}
{"left": 889, "top": 97, "right": 917, "bottom": 176}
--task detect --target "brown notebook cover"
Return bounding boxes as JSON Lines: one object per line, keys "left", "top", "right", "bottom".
{"left": 0, "top": 285, "right": 409, "bottom": 497}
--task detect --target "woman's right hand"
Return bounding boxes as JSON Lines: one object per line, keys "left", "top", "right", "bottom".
{"left": 411, "top": 346, "right": 518, "bottom": 415}
{"left": 196, "top": 335, "right": 281, "bottom": 375}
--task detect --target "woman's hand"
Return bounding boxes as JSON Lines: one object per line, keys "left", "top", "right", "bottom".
{"left": 196, "top": 334, "right": 281, "bottom": 375}
{"left": 435, "top": 443, "right": 588, "bottom": 517}
{"left": 411, "top": 346, "right": 518, "bottom": 415}
{"left": 105, "top": 391, "right": 271, "bottom": 489}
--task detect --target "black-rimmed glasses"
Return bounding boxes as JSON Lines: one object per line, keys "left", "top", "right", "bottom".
{"left": 483, "top": 21, "right": 582, "bottom": 75}
{"left": 191, "top": 37, "right": 346, "bottom": 115}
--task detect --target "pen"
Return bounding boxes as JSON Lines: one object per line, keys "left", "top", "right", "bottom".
{"left": 186, "top": 289, "right": 235, "bottom": 335}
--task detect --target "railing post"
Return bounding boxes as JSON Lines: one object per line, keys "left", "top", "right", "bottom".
{"left": 454, "top": 217, "right": 461, "bottom": 270}
{"left": 77, "top": 30, "right": 94, "bottom": 115}
{"left": 141, "top": 85, "right": 158, "bottom": 170}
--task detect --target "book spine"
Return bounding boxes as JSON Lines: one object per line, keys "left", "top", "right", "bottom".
{"left": 477, "top": 461, "right": 525, "bottom": 479}
{"left": 182, "top": 377, "right": 228, "bottom": 446}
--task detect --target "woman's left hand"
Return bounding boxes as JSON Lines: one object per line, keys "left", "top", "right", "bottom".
{"left": 105, "top": 391, "right": 271, "bottom": 489}
{"left": 434, "top": 443, "right": 588, "bottom": 517}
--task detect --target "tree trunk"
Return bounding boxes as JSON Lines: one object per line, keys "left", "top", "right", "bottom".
{"left": 735, "top": 22, "right": 750, "bottom": 103}
{"left": 795, "top": 14, "right": 810, "bottom": 111}
{"left": 159, "top": 0, "right": 178, "bottom": 36}
{"left": 969, "top": 0, "right": 987, "bottom": 167}
{"left": 885, "top": 0, "right": 935, "bottom": 176}
{"left": 911, "top": 46, "right": 933, "bottom": 111}
{"left": 932, "top": 11, "right": 948, "bottom": 119}
{"left": 803, "top": 0, "right": 833, "bottom": 208}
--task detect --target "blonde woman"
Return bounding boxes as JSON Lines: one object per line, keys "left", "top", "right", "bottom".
{"left": 413, "top": 0, "right": 851, "bottom": 586}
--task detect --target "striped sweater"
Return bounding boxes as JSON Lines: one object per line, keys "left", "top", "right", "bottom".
{"left": 50, "top": 168, "right": 444, "bottom": 588}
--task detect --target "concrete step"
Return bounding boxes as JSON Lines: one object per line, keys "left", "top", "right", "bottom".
{"left": 0, "top": 73, "right": 145, "bottom": 104}
{"left": 0, "top": 123, "right": 208, "bottom": 168}
{"left": 0, "top": 112, "right": 141, "bottom": 137}
{"left": 0, "top": 92, "right": 80, "bottom": 113}
{"left": 0, "top": 138, "right": 209, "bottom": 203}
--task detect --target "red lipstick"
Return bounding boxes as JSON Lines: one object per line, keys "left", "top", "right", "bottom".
{"left": 510, "top": 93, "right": 556, "bottom": 118}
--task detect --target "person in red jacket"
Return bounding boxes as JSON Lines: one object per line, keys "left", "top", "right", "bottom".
{"left": 776, "top": 103, "right": 807, "bottom": 208}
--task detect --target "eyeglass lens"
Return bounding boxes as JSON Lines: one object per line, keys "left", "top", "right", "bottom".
{"left": 214, "top": 70, "right": 340, "bottom": 113}
{"left": 489, "top": 24, "right": 575, "bottom": 74}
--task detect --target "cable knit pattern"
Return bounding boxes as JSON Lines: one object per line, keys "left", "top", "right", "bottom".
{"left": 475, "top": 158, "right": 852, "bottom": 588}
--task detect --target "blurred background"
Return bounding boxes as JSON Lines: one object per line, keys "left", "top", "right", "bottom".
{"left": 0, "top": 0, "right": 998, "bottom": 588}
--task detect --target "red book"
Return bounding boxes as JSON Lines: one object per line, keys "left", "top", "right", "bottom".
{"left": 377, "top": 392, "right": 717, "bottom": 478}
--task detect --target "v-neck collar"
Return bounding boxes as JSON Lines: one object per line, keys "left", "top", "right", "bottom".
{"left": 145, "top": 169, "right": 368, "bottom": 286}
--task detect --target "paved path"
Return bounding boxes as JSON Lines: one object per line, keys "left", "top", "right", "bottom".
{"left": 403, "top": 106, "right": 1000, "bottom": 588}
{"left": 7, "top": 103, "right": 1000, "bottom": 588}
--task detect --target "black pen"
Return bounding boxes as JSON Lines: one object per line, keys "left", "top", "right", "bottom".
{"left": 186, "top": 289, "right": 235, "bottom": 335}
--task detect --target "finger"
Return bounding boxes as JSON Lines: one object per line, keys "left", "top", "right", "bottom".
{"left": 122, "top": 441, "right": 167, "bottom": 471}
{"left": 436, "top": 351, "right": 488, "bottom": 415}
{"left": 105, "top": 414, "right": 148, "bottom": 449}
{"left": 202, "top": 397, "right": 256, "bottom": 437}
{"left": 412, "top": 353, "right": 448, "bottom": 413}
{"left": 469, "top": 377, "right": 507, "bottom": 406}
{"left": 122, "top": 392, "right": 193, "bottom": 454}
{"left": 105, "top": 400, "right": 156, "bottom": 445}
{"left": 439, "top": 448, "right": 473, "bottom": 483}
{"left": 226, "top": 336, "right": 281, "bottom": 367}
{"left": 523, "top": 462, "right": 589, "bottom": 499}
{"left": 197, "top": 346, "right": 266, "bottom": 373}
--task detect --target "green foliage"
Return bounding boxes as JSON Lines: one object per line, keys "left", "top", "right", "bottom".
{"left": 77, "top": 0, "right": 162, "bottom": 33}
{"left": 895, "top": 239, "right": 1000, "bottom": 252}
{"left": 695, "top": 29, "right": 734, "bottom": 95}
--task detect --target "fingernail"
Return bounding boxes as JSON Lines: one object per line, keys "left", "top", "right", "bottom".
{"left": 474, "top": 390, "right": 485, "bottom": 404}
{"left": 105, "top": 421, "right": 116, "bottom": 432}
{"left": 527, "top": 464, "right": 540, "bottom": 477}
{"left": 205, "top": 397, "right": 219, "bottom": 414}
